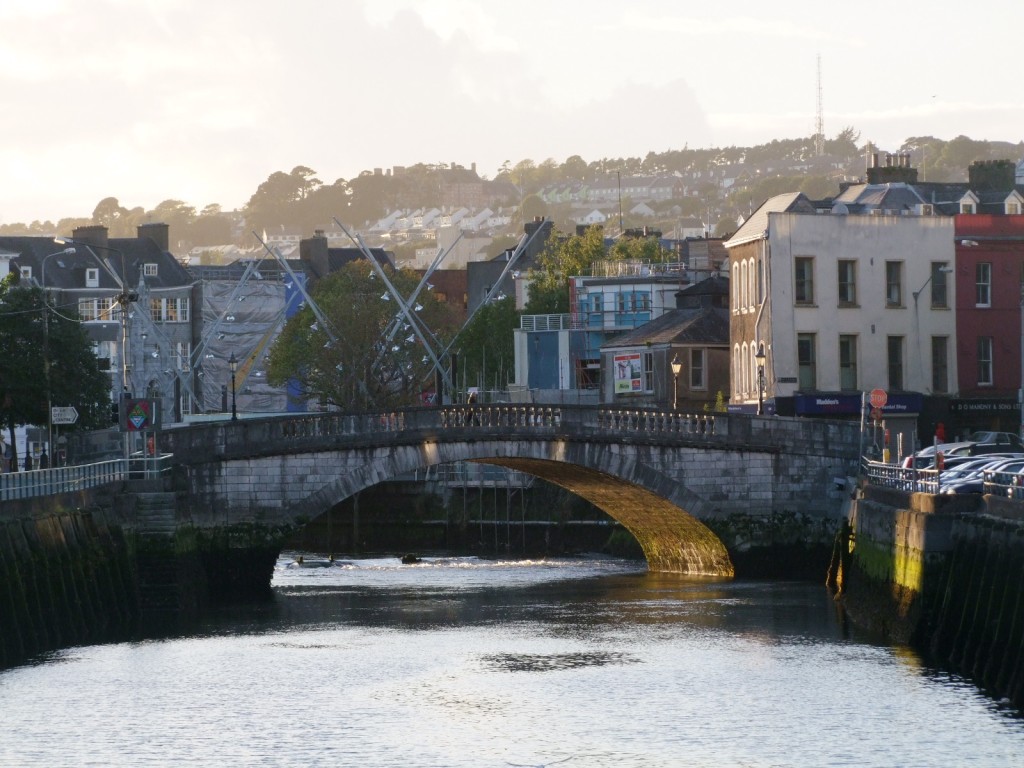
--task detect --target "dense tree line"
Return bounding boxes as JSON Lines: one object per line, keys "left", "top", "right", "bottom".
{"left": 3, "top": 132, "right": 1021, "bottom": 251}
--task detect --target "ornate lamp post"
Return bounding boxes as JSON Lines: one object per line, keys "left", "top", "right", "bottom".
{"left": 670, "top": 353, "right": 682, "bottom": 410}
{"left": 755, "top": 343, "right": 766, "bottom": 416}
{"left": 229, "top": 352, "right": 238, "bottom": 421}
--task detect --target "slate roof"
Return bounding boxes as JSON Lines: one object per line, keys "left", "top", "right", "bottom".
{"left": 601, "top": 308, "right": 729, "bottom": 350}
{"left": 0, "top": 235, "right": 193, "bottom": 291}
{"left": 724, "top": 192, "right": 815, "bottom": 247}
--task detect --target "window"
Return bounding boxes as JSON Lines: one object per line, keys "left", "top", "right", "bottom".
{"left": 173, "top": 341, "right": 191, "bottom": 371}
{"left": 887, "top": 336, "right": 905, "bottom": 390}
{"left": 837, "top": 260, "right": 857, "bottom": 305}
{"left": 961, "top": 201, "right": 976, "bottom": 214}
{"left": 839, "top": 335, "right": 857, "bottom": 390}
{"left": 733, "top": 344, "right": 741, "bottom": 398}
{"left": 797, "top": 333, "right": 816, "bottom": 390}
{"left": 930, "top": 262, "right": 950, "bottom": 308}
{"left": 85, "top": 268, "right": 99, "bottom": 288}
{"left": 747, "top": 258, "right": 756, "bottom": 309}
{"left": 1008, "top": 201, "right": 1021, "bottom": 215}
{"left": 643, "top": 351, "right": 654, "bottom": 392}
{"left": 588, "top": 294, "right": 603, "bottom": 327}
{"left": 931, "top": 336, "right": 948, "bottom": 393}
{"left": 78, "top": 297, "right": 116, "bottom": 322}
{"left": 690, "top": 349, "right": 706, "bottom": 390}
{"left": 976, "top": 262, "right": 992, "bottom": 307}
{"left": 885, "top": 261, "right": 903, "bottom": 306}
{"left": 794, "top": 257, "right": 814, "bottom": 304}
{"left": 20, "top": 266, "right": 31, "bottom": 280}
{"left": 143, "top": 263, "right": 158, "bottom": 277}
{"left": 150, "top": 296, "right": 191, "bottom": 323}
{"left": 977, "top": 337, "right": 993, "bottom": 385}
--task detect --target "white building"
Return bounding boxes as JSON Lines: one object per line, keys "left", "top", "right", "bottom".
{"left": 725, "top": 193, "right": 956, "bottom": 444}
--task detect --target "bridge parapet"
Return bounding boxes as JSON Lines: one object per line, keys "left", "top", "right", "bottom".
{"left": 162, "top": 405, "right": 858, "bottom": 466}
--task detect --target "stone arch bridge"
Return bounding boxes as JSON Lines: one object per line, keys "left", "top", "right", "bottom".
{"left": 161, "top": 405, "right": 860, "bottom": 577}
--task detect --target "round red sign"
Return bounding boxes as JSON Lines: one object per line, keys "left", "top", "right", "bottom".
{"left": 869, "top": 388, "right": 887, "bottom": 408}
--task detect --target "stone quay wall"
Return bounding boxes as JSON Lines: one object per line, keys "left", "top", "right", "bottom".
{"left": 841, "top": 486, "right": 1024, "bottom": 708}
{"left": 0, "top": 490, "right": 137, "bottom": 669}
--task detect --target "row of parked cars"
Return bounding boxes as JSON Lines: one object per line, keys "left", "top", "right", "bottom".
{"left": 900, "top": 431, "right": 1024, "bottom": 495}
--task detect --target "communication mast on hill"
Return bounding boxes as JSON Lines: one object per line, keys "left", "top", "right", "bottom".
{"left": 814, "top": 54, "right": 825, "bottom": 157}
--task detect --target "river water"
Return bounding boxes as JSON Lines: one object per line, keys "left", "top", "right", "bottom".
{"left": 2, "top": 553, "right": 1023, "bottom": 767}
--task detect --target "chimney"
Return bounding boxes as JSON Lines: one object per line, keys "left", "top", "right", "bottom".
{"left": 299, "top": 231, "right": 330, "bottom": 278}
{"left": 137, "top": 222, "right": 170, "bottom": 252}
{"left": 71, "top": 225, "right": 110, "bottom": 252}
{"left": 968, "top": 159, "right": 1015, "bottom": 192}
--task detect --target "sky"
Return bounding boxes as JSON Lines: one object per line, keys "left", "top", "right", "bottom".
{"left": 2, "top": 0, "right": 1023, "bottom": 225}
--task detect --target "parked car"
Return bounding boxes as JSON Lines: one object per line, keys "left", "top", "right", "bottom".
{"left": 941, "top": 458, "right": 1024, "bottom": 494}
{"left": 902, "top": 442, "right": 975, "bottom": 468}
{"left": 966, "top": 431, "right": 1024, "bottom": 448}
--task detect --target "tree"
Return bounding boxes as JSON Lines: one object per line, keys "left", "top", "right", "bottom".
{"left": 244, "top": 166, "right": 324, "bottom": 235}
{"left": 525, "top": 226, "right": 607, "bottom": 314}
{"left": 453, "top": 296, "right": 518, "bottom": 393}
{"left": 0, "top": 275, "right": 114, "bottom": 465}
{"left": 266, "top": 262, "right": 457, "bottom": 412}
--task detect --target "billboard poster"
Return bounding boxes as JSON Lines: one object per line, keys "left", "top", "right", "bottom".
{"left": 613, "top": 353, "right": 642, "bottom": 393}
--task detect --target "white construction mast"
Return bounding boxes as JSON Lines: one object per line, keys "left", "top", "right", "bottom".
{"left": 814, "top": 54, "right": 825, "bottom": 157}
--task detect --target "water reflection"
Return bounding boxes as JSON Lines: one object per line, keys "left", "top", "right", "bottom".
{"left": 2, "top": 552, "right": 1023, "bottom": 768}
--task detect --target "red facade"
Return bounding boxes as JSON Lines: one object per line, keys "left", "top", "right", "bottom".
{"left": 954, "top": 215, "right": 1024, "bottom": 406}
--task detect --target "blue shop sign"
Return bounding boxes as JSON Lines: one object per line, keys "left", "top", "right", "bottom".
{"left": 794, "top": 392, "right": 922, "bottom": 415}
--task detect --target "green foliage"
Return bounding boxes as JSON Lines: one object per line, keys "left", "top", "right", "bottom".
{"left": 266, "top": 262, "right": 458, "bottom": 412}
{"left": 524, "top": 225, "right": 607, "bottom": 314}
{"left": 454, "top": 296, "right": 518, "bottom": 392}
{"left": 0, "top": 276, "right": 113, "bottom": 442}
{"left": 609, "top": 235, "right": 670, "bottom": 262}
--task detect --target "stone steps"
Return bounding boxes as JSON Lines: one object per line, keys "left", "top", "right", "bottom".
{"left": 134, "top": 492, "right": 177, "bottom": 537}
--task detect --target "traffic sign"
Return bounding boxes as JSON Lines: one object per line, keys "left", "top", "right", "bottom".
{"left": 870, "top": 407, "right": 883, "bottom": 422}
{"left": 51, "top": 406, "right": 79, "bottom": 425}
{"left": 869, "top": 388, "right": 887, "bottom": 409}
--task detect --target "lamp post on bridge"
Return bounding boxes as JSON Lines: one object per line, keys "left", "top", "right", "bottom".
{"left": 755, "top": 343, "right": 766, "bottom": 416}
{"left": 670, "top": 353, "right": 682, "bottom": 410}
{"left": 229, "top": 352, "right": 238, "bottom": 421}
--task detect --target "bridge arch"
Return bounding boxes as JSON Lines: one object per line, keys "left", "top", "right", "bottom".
{"left": 283, "top": 437, "right": 733, "bottom": 577}
{"left": 165, "top": 406, "right": 859, "bottom": 580}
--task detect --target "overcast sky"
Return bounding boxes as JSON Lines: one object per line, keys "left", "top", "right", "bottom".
{"left": 2, "top": 0, "right": 1022, "bottom": 225}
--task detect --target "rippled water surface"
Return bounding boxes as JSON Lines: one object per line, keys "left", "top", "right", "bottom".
{"left": 2, "top": 553, "right": 1023, "bottom": 767}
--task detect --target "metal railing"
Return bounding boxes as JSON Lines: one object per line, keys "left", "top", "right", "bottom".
{"left": 863, "top": 460, "right": 941, "bottom": 493}
{"left": 863, "top": 460, "right": 1024, "bottom": 500}
{"left": 0, "top": 453, "right": 173, "bottom": 503}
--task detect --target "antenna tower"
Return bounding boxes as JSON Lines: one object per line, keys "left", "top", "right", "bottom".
{"left": 814, "top": 54, "right": 824, "bottom": 157}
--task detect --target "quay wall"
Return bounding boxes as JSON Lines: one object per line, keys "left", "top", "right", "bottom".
{"left": 842, "top": 487, "right": 1024, "bottom": 708}
{"left": 0, "top": 491, "right": 137, "bottom": 669}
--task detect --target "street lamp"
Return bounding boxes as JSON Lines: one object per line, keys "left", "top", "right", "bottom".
{"left": 755, "top": 343, "right": 766, "bottom": 416}
{"left": 912, "top": 265, "right": 954, "bottom": 306}
{"left": 670, "top": 353, "right": 682, "bottom": 410}
{"left": 40, "top": 247, "right": 76, "bottom": 458}
{"left": 53, "top": 236, "right": 137, "bottom": 398}
{"left": 228, "top": 351, "right": 238, "bottom": 421}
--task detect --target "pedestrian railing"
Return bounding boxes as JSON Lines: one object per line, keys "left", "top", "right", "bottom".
{"left": 863, "top": 460, "right": 1024, "bottom": 500}
{"left": 0, "top": 453, "right": 173, "bottom": 503}
{"left": 863, "top": 459, "right": 941, "bottom": 493}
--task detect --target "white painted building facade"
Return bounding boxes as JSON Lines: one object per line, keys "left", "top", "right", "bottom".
{"left": 726, "top": 208, "right": 957, "bottom": 428}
